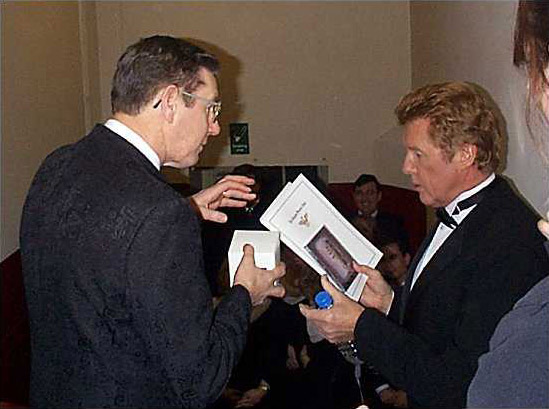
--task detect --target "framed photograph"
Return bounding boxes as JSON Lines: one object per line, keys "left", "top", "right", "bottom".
{"left": 305, "top": 225, "right": 357, "bottom": 291}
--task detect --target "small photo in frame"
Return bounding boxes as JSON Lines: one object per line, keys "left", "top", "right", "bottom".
{"left": 305, "top": 225, "right": 357, "bottom": 292}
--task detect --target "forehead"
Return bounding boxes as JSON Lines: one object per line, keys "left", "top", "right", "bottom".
{"left": 355, "top": 181, "right": 378, "bottom": 193}
{"left": 403, "top": 118, "right": 434, "bottom": 148}
{"left": 195, "top": 67, "right": 219, "bottom": 98}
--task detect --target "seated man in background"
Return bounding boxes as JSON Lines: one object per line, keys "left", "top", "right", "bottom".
{"left": 350, "top": 174, "right": 408, "bottom": 248}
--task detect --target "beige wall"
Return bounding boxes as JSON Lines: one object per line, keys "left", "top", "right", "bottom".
{"left": 1, "top": 2, "right": 86, "bottom": 259}
{"left": 5, "top": 1, "right": 547, "bottom": 261}
{"left": 94, "top": 2, "right": 412, "bottom": 185}
{"left": 411, "top": 0, "right": 549, "bottom": 215}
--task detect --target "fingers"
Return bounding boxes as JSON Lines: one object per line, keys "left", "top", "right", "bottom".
{"left": 269, "top": 284, "right": 286, "bottom": 299}
{"left": 272, "top": 261, "right": 286, "bottom": 280}
{"left": 200, "top": 208, "right": 227, "bottom": 223}
{"left": 298, "top": 303, "right": 317, "bottom": 320}
{"left": 218, "top": 174, "right": 255, "bottom": 186}
{"left": 538, "top": 218, "right": 549, "bottom": 239}
{"left": 219, "top": 197, "right": 252, "bottom": 209}
{"left": 353, "top": 261, "right": 379, "bottom": 277}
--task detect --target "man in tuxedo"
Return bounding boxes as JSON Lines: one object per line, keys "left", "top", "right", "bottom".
{"left": 20, "top": 35, "right": 285, "bottom": 409}
{"left": 350, "top": 174, "right": 409, "bottom": 248}
{"left": 300, "top": 81, "right": 549, "bottom": 408}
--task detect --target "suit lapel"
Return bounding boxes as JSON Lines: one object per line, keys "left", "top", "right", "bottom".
{"left": 405, "top": 226, "right": 464, "bottom": 310}
{"left": 399, "top": 177, "right": 503, "bottom": 324}
{"left": 399, "top": 223, "right": 438, "bottom": 323}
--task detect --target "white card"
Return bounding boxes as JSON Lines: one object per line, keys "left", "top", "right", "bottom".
{"left": 260, "top": 174, "right": 382, "bottom": 300}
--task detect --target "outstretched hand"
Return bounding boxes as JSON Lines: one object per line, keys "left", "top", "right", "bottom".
{"left": 299, "top": 275, "right": 364, "bottom": 344}
{"left": 190, "top": 175, "right": 256, "bottom": 223}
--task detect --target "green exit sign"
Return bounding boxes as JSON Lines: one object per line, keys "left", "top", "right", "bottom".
{"left": 230, "top": 123, "right": 249, "bottom": 155}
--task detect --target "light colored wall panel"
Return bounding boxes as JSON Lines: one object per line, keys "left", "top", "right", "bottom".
{"left": 1, "top": 2, "right": 85, "bottom": 259}
{"left": 94, "top": 2, "right": 412, "bottom": 185}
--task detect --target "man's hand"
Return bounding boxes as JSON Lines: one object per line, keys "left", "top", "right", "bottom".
{"left": 355, "top": 262, "right": 394, "bottom": 314}
{"left": 538, "top": 210, "right": 549, "bottom": 239}
{"left": 190, "top": 175, "right": 256, "bottom": 223}
{"left": 380, "top": 388, "right": 408, "bottom": 408}
{"left": 234, "top": 245, "right": 286, "bottom": 306}
{"left": 235, "top": 387, "right": 267, "bottom": 408}
{"left": 286, "top": 345, "right": 299, "bottom": 370}
{"left": 299, "top": 275, "right": 364, "bottom": 344}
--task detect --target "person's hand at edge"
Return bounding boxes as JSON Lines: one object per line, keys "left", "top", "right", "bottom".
{"left": 538, "top": 210, "right": 549, "bottom": 239}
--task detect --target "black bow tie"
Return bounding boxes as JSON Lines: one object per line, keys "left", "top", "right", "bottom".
{"left": 436, "top": 207, "right": 458, "bottom": 229}
{"left": 435, "top": 184, "right": 491, "bottom": 229}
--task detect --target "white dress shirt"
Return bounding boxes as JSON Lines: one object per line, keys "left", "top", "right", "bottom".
{"left": 104, "top": 119, "right": 161, "bottom": 171}
{"left": 411, "top": 173, "right": 496, "bottom": 290}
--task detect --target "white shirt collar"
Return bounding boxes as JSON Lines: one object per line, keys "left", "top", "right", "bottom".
{"left": 104, "top": 119, "right": 161, "bottom": 171}
{"left": 445, "top": 173, "right": 495, "bottom": 216}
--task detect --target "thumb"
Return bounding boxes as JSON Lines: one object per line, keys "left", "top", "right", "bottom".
{"left": 320, "top": 275, "right": 343, "bottom": 301}
{"left": 242, "top": 243, "right": 255, "bottom": 263}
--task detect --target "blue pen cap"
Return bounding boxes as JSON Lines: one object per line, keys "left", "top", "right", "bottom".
{"left": 315, "top": 291, "right": 333, "bottom": 309}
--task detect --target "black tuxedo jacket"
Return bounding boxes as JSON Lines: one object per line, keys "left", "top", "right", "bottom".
{"left": 20, "top": 125, "right": 251, "bottom": 408}
{"left": 354, "top": 176, "right": 549, "bottom": 408}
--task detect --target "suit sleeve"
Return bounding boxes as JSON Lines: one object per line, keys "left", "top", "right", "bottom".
{"left": 354, "top": 241, "right": 548, "bottom": 408}
{"left": 127, "top": 197, "right": 251, "bottom": 408}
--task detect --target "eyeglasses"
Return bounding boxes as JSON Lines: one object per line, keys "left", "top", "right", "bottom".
{"left": 153, "top": 89, "right": 221, "bottom": 123}
{"left": 180, "top": 90, "right": 222, "bottom": 123}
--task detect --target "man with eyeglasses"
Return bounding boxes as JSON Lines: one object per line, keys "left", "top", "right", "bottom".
{"left": 20, "top": 35, "right": 285, "bottom": 409}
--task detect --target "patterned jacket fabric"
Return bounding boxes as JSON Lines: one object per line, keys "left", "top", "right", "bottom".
{"left": 20, "top": 124, "right": 251, "bottom": 408}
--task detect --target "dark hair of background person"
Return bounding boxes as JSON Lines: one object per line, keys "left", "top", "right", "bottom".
{"left": 395, "top": 81, "right": 503, "bottom": 174}
{"left": 375, "top": 232, "right": 410, "bottom": 258}
{"left": 514, "top": 0, "right": 549, "bottom": 161}
{"left": 111, "top": 35, "right": 219, "bottom": 115}
{"left": 353, "top": 174, "right": 381, "bottom": 191}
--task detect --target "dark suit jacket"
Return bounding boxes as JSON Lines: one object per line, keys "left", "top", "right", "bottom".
{"left": 20, "top": 125, "right": 251, "bottom": 409}
{"left": 353, "top": 176, "right": 549, "bottom": 408}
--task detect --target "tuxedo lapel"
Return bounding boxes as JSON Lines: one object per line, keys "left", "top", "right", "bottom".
{"left": 399, "top": 178, "right": 502, "bottom": 324}
{"left": 405, "top": 226, "right": 464, "bottom": 311}
{"left": 399, "top": 223, "right": 438, "bottom": 324}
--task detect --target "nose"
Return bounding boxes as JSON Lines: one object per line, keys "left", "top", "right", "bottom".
{"left": 402, "top": 152, "right": 414, "bottom": 175}
{"left": 208, "top": 119, "right": 221, "bottom": 136}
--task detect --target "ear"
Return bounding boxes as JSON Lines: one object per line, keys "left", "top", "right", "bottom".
{"left": 457, "top": 143, "right": 477, "bottom": 168}
{"left": 159, "top": 85, "right": 180, "bottom": 123}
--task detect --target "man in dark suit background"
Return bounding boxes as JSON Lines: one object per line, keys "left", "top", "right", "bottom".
{"left": 350, "top": 174, "right": 409, "bottom": 249}
{"left": 300, "top": 81, "right": 549, "bottom": 408}
{"left": 20, "top": 35, "right": 285, "bottom": 409}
